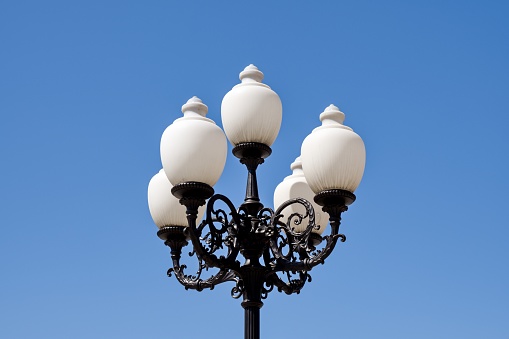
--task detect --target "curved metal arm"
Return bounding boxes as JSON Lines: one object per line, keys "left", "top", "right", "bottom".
{"left": 269, "top": 198, "right": 347, "bottom": 273}
{"left": 185, "top": 194, "right": 242, "bottom": 273}
{"left": 184, "top": 210, "right": 224, "bottom": 270}
{"left": 160, "top": 225, "right": 239, "bottom": 291}
{"left": 169, "top": 264, "right": 238, "bottom": 292}
{"left": 268, "top": 198, "right": 316, "bottom": 262}
{"left": 266, "top": 271, "right": 310, "bottom": 295}
{"left": 261, "top": 248, "right": 310, "bottom": 295}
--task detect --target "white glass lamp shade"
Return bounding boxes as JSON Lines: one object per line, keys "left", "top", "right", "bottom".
{"left": 161, "top": 97, "right": 227, "bottom": 187}
{"left": 301, "top": 105, "right": 366, "bottom": 194}
{"left": 273, "top": 157, "right": 325, "bottom": 234}
{"left": 148, "top": 170, "right": 205, "bottom": 228}
{"left": 221, "top": 64, "right": 282, "bottom": 146}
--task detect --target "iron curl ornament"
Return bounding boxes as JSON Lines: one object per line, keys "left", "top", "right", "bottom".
{"left": 149, "top": 64, "right": 366, "bottom": 339}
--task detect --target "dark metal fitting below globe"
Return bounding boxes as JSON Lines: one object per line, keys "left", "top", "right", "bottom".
{"left": 157, "top": 225, "right": 187, "bottom": 241}
{"left": 314, "top": 189, "right": 356, "bottom": 207}
{"left": 309, "top": 233, "right": 323, "bottom": 247}
{"left": 157, "top": 226, "right": 189, "bottom": 251}
{"left": 232, "top": 142, "right": 272, "bottom": 160}
{"left": 171, "top": 182, "right": 214, "bottom": 201}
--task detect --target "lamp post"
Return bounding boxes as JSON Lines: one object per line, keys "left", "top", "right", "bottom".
{"left": 148, "top": 65, "right": 366, "bottom": 339}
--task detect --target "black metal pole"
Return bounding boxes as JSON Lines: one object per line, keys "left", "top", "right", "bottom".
{"left": 245, "top": 163, "right": 260, "bottom": 205}
{"left": 239, "top": 264, "right": 265, "bottom": 339}
{"left": 243, "top": 302, "right": 261, "bottom": 339}
{"left": 232, "top": 142, "right": 271, "bottom": 216}
{"left": 241, "top": 281, "right": 264, "bottom": 339}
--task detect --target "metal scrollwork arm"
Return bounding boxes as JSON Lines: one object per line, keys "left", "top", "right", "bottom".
{"left": 169, "top": 263, "right": 238, "bottom": 291}
{"left": 184, "top": 194, "right": 242, "bottom": 273}
{"left": 269, "top": 198, "right": 348, "bottom": 273}
{"left": 161, "top": 224, "right": 239, "bottom": 291}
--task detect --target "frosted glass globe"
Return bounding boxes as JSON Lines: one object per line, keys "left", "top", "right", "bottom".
{"left": 148, "top": 169, "right": 205, "bottom": 228}
{"left": 161, "top": 97, "right": 227, "bottom": 187}
{"left": 301, "top": 105, "right": 365, "bottom": 194}
{"left": 221, "top": 65, "right": 282, "bottom": 146}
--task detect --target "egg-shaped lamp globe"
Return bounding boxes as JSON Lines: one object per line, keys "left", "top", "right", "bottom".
{"left": 301, "top": 104, "right": 366, "bottom": 198}
{"left": 161, "top": 97, "right": 227, "bottom": 187}
{"left": 221, "top": 64, "right": 282, "bottom": 147}
{"left": 147, "top": 169, "right": 205, "bottom": 228}
{"left": 273, "top": 157, "right": 325, "bottom": 235}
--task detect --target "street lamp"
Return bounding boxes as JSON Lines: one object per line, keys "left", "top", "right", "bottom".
{"left": 148, "top": 65, "right": 366, "bottom": 339}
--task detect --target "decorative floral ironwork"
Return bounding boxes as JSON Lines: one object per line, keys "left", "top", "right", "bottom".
{"left": 162, "top": 191, "right": 349, "bottom": 296}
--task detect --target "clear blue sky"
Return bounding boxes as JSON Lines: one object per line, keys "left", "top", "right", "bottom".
{"left": 1, "top": 1, "right": 508, "bottom": 338}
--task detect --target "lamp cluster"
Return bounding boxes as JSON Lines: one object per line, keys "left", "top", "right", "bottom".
{"left": 148, "top": 64, "right": 365, "bottom": 339}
